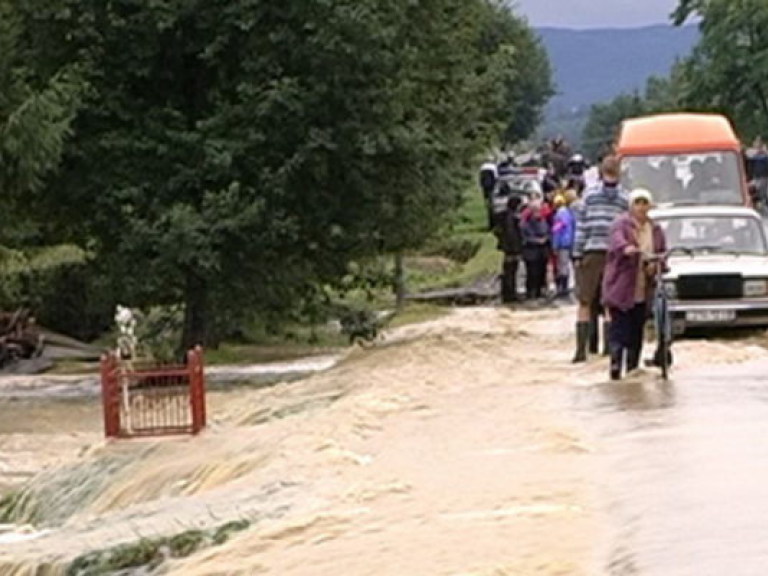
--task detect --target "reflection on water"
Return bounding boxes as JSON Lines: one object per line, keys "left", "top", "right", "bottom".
{"left": 577, "top": 360, "right": 768, "bottom": 575}
{"left": 594, "top": 376, "right": 677, "bottom": 414}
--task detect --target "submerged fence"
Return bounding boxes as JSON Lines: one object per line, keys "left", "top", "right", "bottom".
{"left": 100, "top": 347, "right": 206, "bottom": 438}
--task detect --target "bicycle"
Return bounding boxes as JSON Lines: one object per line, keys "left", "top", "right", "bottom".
{"left": 643, "top": 250, "right": 675, "bottom": 380}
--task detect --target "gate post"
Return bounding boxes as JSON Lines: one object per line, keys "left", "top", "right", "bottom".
{"left": 100, "top": 353, "right": 121, "bottom": 438}
{"left": 188, "top": 346, "right": 206, "bottom": 434}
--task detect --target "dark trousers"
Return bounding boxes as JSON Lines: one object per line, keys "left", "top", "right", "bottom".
{"left": 524, "top": 252, "right": 548, "bottom": 299}
{"left": 501, "top": 255, "right": 519, "bottom": 302}
{"left": 609, "top": 303, "right": 647, "bottom": 369}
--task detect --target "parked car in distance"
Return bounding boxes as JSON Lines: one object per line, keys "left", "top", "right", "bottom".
{"left": 652, "top": 205, "right": 768, "bottom": 334}
{"left": 490, "top": 168, "right": 542, "bottom": 226}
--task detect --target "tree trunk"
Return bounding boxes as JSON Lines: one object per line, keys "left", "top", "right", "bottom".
{"left": 394, "top": 253, "right": 406, "bottom": 310}
{"left": 181, "top": 271, "right": 209, "bottom": 356}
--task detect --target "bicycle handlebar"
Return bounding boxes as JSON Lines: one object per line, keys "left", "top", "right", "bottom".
{"left": 642, "top": 252, "right": 667, "bottom": 263}
{"left": 642, "top": 246, "right": 692, "bottom": 262}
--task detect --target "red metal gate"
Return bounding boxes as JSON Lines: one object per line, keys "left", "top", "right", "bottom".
{"left": 100, "top": 347, "right": 206, "bottom": 438}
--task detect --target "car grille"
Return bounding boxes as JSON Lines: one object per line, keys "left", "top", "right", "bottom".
{"left": 677, "top": 274, "right": 743, "bottom": 300}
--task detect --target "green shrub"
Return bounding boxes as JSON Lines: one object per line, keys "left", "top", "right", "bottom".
{"left": 66, "top": 520, "right": 251, "bottom": 575}
{"left": 211, "top": 519, "right": 251, "bottom": 545}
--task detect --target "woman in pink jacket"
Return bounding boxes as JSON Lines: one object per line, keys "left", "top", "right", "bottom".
{"left": 601, "top": 189, "right": 667, "bottom": 381}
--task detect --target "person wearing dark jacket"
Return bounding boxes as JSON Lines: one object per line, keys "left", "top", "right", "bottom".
{"left": 752, "top": 139, "right": 768, "bottom": 213}
{"left": 521, "top": 199, "right": 550, "bottom": 300}
{"left": 480, "top": 159, "right": 498, "bottom": 229}
{"left": 499, "top": 195, "right": 524, "bottom": 303}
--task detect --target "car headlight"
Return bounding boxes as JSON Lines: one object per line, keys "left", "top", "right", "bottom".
{"left": 744, "top": 279, "right": 768, "bottom": 297}
{"left": 663, "top": 281, "right": 677, "bottom": 299}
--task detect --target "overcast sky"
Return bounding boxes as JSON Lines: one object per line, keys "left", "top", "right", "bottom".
{"left": 514, "top": 0, "right": 680, "bottom": 29}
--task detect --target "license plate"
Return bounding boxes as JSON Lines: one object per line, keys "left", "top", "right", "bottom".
{"left": 685, "top": 310, "right": 736, "bottom": 323}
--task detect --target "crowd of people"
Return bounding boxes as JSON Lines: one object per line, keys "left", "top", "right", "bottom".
{"left": 494, "top": 183, "right": 581, "bottom": 302}
{"left": 479, "top": 150, "right": 669, "bottom": 381}
{"left": 481, "top": 145, "right": 593, "bottom": 305}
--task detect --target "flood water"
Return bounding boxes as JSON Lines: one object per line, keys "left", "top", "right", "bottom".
{"left": 0, "top": 356, "right": 343, "bottom": 495}
{"left": 2, "top": 308, "right": 768, "bottom": 574}
{"left": 577, "top": 359, "right": 768, "bottom": 575}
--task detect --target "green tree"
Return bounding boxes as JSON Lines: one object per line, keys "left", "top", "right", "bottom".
{"left": 0, "top": 0, "right": 81, "bottom": 235}
{"left": 581, "top": 60, "right": 691, "bottom": 160}
{"left": 16, "top": 0, "right": 526, "bottom": 349}
{"left": 582, "top": 93, "right": 646, "bottom": 160}
{"left": 478, "top": 1, "right": 554, "bottom": 145}
{"left": 0, "top": 1, "right": 86, "bottom": 327}
{"left": 673, "top": 0, "right": 768, "bottom": 140}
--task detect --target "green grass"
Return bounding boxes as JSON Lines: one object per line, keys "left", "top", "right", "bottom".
{"left": 407, "top": 190, "right": 500, "bottom": 292}
{"left": 388, "top": 303, "right": 448, "bottom": 328}
{"left": 66, "top": 519, "right": 252, "bottom": 576}
{"left": 454, "top": 188, "right": 490, "bottom": 235}
{"left": 205, "top": 340, "right": 344, "bottom": 366}
{"left": 47, "top": 360, "right": 101, "bottom": 375}
{"left": 437, "top": 233, "right": 498, "bottom": 288}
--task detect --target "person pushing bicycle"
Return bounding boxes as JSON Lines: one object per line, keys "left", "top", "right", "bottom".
{"left": 601, "top": 189, "right": 669, "bottom": 380}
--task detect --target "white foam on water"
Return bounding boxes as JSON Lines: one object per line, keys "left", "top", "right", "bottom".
{"left": 206, "top": 355, "right": 342, "bottom": 377}
{"left": 0, "top": 526, "right": 51, "bottom": 545}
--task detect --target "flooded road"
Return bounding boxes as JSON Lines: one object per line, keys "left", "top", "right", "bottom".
{"left": 577, "top": 356, "right": 768, "bottom": 575}
{"left": 1, "top": 307, "right": 768, "bottom": 574}
{"left": 0, "top": 355, "right": 344, "bottom": 496}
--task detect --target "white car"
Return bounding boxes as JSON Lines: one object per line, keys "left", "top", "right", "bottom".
{"left": 651, "top": 205, "right": 768, "bottom": 334}
{"left": 491, "top": 173, "right": 542, "bottom": 216}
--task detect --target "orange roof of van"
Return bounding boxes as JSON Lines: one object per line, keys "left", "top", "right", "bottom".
{"left": 617, "top": 113, "right": 740, "bottom": 156}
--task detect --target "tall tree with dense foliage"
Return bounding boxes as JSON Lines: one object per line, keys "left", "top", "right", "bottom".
{"left": 478, "top": 1, "right": 554, "bottom": 145}
{"left": 673, "top": 0, "right": 768, "bottom": 139}
{"left": 582, "top": 93, "right": 645, "bottom": 161}
{"left": 0, "top": 0, "right": 80, "bottom": 230}
{"left": 581, "top": 62, "right": 690, "bottom": 160}
{"left": 0, "top": 1, "right": 87, "bottom": 319}
{"left": 12, "top": 0, "right": 547, "bottom": 348}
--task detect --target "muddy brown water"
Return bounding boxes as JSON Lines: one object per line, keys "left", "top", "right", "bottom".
{"left": 577, "top": 358, "right": 768, "bottom": 575}
{"left": 0, "top": 359, "right": 342, "bottom": 496}
{"left": 1, "top": 307, "right": 768, "bottom": 574}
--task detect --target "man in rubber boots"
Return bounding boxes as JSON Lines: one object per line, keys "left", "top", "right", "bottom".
{"left": 571, "top": 155, "right": 629, "bottom": 363}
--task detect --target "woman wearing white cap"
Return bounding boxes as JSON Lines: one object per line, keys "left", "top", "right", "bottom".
{"left": 601, "top": 188, "right": 668, "bottom": 380}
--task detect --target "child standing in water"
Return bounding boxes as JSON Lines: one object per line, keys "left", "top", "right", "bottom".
{"left": 552, "top": 189, "right": 577, "bottom": 298}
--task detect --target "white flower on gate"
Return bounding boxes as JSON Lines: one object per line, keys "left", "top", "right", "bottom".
{"left": 114, "top": 304, "right": 139, "bottom": 433}
{"left": 115, "top": 305, "right": 136, "bottom": 337}
{"left": 115, "top": 305, "right": 138, "bottom": 363}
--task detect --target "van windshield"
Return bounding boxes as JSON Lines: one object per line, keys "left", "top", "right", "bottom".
{"left": 622, "top": 152, "right": 744, "bottom": 206}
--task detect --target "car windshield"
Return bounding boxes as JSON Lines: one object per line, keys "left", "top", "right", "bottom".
{"left": 656, "top": 215, "right": 768, "bottom": 255}
{"left": 622, "top": 152, "right": 743, "bottom": 206}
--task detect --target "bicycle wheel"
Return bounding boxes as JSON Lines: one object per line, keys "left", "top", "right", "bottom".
{"left": 657, "top": 296, "right": 670, "bottom": 380}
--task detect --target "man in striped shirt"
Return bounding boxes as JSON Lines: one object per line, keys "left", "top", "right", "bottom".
{"left": 572, "top": 156, "right": 629, "bottom": 363}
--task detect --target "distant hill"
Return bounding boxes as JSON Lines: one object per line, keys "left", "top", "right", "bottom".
{"left": 536, "top": 24, "right": 700, "bottom": 145}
